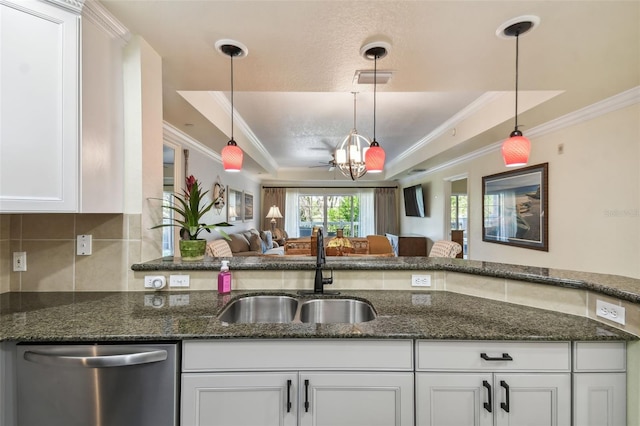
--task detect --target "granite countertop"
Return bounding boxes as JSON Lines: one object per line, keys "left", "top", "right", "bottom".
{"left": 132, "top": 256, "right": 640, "bottom": 304}
{"left": 0, "top": 290, "right": 634, "bottom": 343}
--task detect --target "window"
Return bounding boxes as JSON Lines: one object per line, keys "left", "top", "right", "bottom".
{"left": 285, "top": 188, "right": 374, "bottom": 238}
{"left": 450, "top": 194, "right": 468, "bottom": 230}
{"left": 161, "top": 191, "right": 174, "bottom": 257}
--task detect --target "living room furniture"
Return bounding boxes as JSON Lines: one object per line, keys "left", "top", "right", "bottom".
{"left": 367, "top": 235, "right": 394, "bottom": 255}
{"left": 428, "top": 240, "right": 462, "bottom": 258}
{"left": 451, "top": 230, "right": 464, "bottom": 258}
{"left": 398, "top": 235, "right": 427, "bottom": 256}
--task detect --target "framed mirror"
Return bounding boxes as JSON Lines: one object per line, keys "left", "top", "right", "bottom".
{"left": 227, "top": 187, "right": 242, "bottom": 223}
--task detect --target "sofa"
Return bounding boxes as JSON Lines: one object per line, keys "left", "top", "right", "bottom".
{"left": 206, "top": 228, "right": 284, "bottom": 257}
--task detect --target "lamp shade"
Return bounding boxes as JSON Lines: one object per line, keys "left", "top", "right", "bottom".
{"left": 222, "top": 141, "right": 243, "bottom": 172}
{"left": 266, "top": 205, "right": 282, "bottom": 220}
{"left": 501, "top": 132, "right": 530, "bottom": 167}
{"left": 365, "top": 141, "right": 385, "bottom": 173}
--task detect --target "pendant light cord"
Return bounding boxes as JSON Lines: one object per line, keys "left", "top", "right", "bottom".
{"left": 230, "top": 53, "right": 235, "bottom": 140}
{"left": 373, "top": 54, "right": 377, "bottom": 141}
{"left": 514, "top": 32, "right": 520, "bottom": 131}
{"left": 352, "top": 92, "right": 357, "bottom": 130}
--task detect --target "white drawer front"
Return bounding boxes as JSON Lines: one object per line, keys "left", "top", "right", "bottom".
{"left": 416, "top": 341, "right": 570, "bottom": 372}
{"left": 183, "top": 339, "right": 414, "bottom": 372}
{"left": 573, "top": 341, "right": 626, "bottom": 372}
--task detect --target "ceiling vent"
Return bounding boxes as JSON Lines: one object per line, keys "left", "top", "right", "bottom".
{"left": 354, "top": 70, "right": 393, "bottom": 85}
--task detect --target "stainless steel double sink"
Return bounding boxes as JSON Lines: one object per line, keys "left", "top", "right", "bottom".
{"left": 218, "top": 295, "right": 376, "bottom": 324}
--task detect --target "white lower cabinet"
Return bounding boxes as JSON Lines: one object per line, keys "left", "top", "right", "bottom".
{"left": 181, "top": 339, "right": 627, "bottom": 426}
{"left": 299, "top": 372, "right": 414, "bottom": 426}
{"left": 181, "top": 339, "right": 414, "bottom": 426}
{"left": 181, "top": 371, "right": 413, "bottom": 426}
{"left": 415, "top": 341, "right": 572, "bottom": 426}
{"left": 572, "top": 342, "right": 626, "bottom": 426}
{"left": 181, "top": 372, "right": 298, "bottom": 426}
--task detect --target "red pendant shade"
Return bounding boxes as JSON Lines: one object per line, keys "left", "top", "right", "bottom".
{"left": 365, "top": 141, "right": 385, "bottom": 173}
{"left": 222, "top": 141, "right": 243, "bottom": 172}
{"left": 501, "top": 131, "right": 530, "bottom": 167}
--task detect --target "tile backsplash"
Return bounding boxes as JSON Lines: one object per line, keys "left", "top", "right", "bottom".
{"left": 1, "top": 214, "right": 144, "bottom": 292}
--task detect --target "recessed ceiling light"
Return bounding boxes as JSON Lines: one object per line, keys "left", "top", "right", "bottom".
{"left": 360, "top": 41, "right": 391, "bottom": 60}
{"left": 353, "top": 70, "right": 393, "bottom": 85}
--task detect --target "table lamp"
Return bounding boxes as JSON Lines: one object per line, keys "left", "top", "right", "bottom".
{"left": 265, "top": 205, "right": 283, "bottom": 231}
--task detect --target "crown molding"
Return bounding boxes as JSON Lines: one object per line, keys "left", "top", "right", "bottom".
{"left": 399, "top": 86, "right": 640, "bottom": 184}
{"left": 387, "top": 91, "right": 503, "bottom": 170}
{"left": 163, "top": 122, "right": 222, "bottom": 164}
{"left": 211, "top": 92, "right": 280, "bottom": 172}
{"left": 42, "top": 0, "right": 83, "bottom": 14}
{"left": 526, "top": 86, "right": 640, "bottom": 139}
{"left": 82, "top": 0, "right": 130, "bottom": 43}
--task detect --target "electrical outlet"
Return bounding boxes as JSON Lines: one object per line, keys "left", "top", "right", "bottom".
{"left": 596, "top": 299, "right": 626, "bottom": 325}
{"left": 169, "top": 275, "right": 190, "bottom": 287}
{"left": 13, "top": 252, "right": 27, "bottom": 271}
{"left": 411, "top": 274, "right": 431, "bottom": 287}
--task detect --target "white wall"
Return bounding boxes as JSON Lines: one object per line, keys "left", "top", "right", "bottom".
{"left": 165, "top": 125, "right": 262, "bottom": 242}
{"left": 401, "top": 102, "right": 640, "bottom": 279}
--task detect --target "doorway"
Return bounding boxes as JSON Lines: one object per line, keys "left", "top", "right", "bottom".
{"left": 448, "top": 177, "right": 468, "bottom": 258}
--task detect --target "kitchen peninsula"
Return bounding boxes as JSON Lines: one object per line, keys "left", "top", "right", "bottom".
{"left": 1, "top": 256, "right": 638, "bottom": 426}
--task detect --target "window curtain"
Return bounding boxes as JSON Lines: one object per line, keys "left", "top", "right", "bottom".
{"left": 359, "top": 189, "right": 375, "bottom": 237}
{"left": 262, "top": 187, "right": 286, "bottom": 231}
{"left": 285, "top": 188, "right": 300, "bottom": 238}
{"left": 374, "top": 187, "right": 398, "bottom": 235}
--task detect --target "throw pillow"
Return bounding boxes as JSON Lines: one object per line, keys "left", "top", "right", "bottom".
{"left": 259, "top": 230, "right": 273, "bottom": 253}
{"left": 228, "top": 233, "right": 250, "bottom": 253}
{"left": 249, "top": 234, "right": 262, "bottom": 252}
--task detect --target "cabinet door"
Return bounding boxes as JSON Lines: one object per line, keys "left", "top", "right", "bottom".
{"left": 181, "top": 372, "right": 297, "bottom": 426}
{"left": 494, "top": 374, "right": 570, "bottom": 426}
{"left": 416, "top": 373, "right": 493, "bottom": 426}
{"left": 0, "top": 0, "right": 80, "bottom": 212}
{"left": 573, "top": 373, "right": 626, "bottom": 426}
{"left": 299, "top": 372, "right": 414, "bottom": 426}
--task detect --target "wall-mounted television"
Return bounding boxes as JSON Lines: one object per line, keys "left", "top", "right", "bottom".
{"left": 403, "top": 184, "right": 426, "bottom": 217}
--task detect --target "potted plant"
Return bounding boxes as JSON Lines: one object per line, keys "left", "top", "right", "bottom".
{"left": 153, "top": 175, "right": 230, "bottom": 261}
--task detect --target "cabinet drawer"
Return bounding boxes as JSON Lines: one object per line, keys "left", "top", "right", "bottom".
{"left": 183, "top": 339, "right": 413, "bottom": 372}
{"left": 416, "top": 341, "right": 570, "bottom": 372}
{"left": 573, "top": 341, "right": 626, "bottom": 372}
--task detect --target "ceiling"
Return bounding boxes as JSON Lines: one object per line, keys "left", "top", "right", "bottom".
{"left": 100, "top": 0, "right": 639, "bottom": 185}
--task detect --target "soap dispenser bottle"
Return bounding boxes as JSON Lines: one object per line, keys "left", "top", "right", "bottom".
{"left": 218, "top": 260, "right": 232, "bottom": 294}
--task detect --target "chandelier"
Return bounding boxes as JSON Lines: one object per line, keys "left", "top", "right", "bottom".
{"left": 335, "top": 92, "right": 370, "bottom": 180}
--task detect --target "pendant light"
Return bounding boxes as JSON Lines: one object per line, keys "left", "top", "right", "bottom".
{"left": 361, "top": 43, "right": 388, "bottom": 173}
{"left": 500, "top": 19, "right": 535, "bottom": 167}
{"left": 335, "top": 92, "right": 370, "bottom": 180}
{"left": 216, "top": 40, "right": 247, "bottom": 172}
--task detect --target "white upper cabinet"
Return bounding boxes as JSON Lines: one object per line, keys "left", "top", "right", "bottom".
{"left": 0, "top": 0, "right": 125, "bottom": 213}
{"left": 0, "top": 0, "right": 80, "bottom": 212}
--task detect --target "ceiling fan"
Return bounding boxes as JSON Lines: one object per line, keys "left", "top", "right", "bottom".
{"left": 309, "top": 154, "right": 336, "bottom": 171}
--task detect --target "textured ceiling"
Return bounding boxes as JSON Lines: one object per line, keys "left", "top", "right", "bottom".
{"left": 101, "top": 0, "right": 640, "bottom": 184}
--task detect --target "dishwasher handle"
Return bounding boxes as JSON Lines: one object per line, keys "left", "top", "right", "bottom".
{"left": 24, "top": 348, "right": 168, "bottom": 368}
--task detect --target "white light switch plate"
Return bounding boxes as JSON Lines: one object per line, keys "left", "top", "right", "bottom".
{"left": 76, "top": 235, "right": 92, "bottom": 255}
{"left": 170, "top": 274, "right": 190, "bottom": 287}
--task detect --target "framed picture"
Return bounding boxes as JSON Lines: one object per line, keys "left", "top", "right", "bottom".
{"left": 227, "top": 187, "right": 242, "bottom": 223}
{"left": 482, "top": 163, "right": 548, "bottom": 251}
{"left": 213, "top": 178, "right": 225, "bottom": 214}
{"left": 243, "top": 191, "right": 254, "bottom": 221}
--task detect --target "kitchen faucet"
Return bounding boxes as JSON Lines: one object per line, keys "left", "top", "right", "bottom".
{"left": 297, "top": 228, "right": 336, "bottom": 295}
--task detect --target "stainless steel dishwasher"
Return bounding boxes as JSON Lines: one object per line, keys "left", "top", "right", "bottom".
{"left": 16, "top": 342, "right": 178, "bottom": 426}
